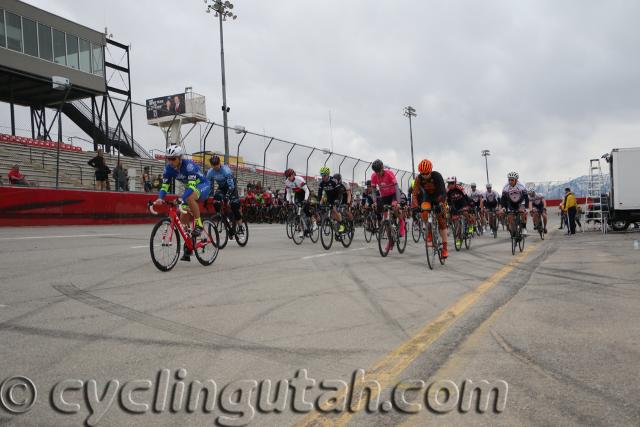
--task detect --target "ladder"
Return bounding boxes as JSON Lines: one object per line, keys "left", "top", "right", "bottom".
{"left": 586, "top": 159, "right": 607, "bottom": 233}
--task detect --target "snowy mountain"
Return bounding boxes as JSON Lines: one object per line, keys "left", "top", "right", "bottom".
{"left": 529, "top": 175, "right": 610, "bottom": 199}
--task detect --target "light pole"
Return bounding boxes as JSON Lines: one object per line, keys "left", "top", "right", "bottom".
{"left": 403, "top": 106, "right": 417, "bottom": 177}
{"left": 481, "top": 149, "right": 491, "bottom": 184}
{"left": 205, "top": 0, "right": 237, "bottom": 165}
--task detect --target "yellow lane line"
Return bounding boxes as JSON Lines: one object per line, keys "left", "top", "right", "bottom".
{"left": 295, "top": 239, "right": 541, "bottom": 427}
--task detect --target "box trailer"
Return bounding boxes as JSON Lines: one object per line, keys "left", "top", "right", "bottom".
{"left": 606, "top": 147, "right": 640, "bottom": 231}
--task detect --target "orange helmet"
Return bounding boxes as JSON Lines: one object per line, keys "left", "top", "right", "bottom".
{"left": 418, "top": 159, "right": 433, "bottom": 174}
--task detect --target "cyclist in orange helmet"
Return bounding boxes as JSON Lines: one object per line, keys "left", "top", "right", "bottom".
{"left": 411, "top": 159, "right": 449, "bottom": 258}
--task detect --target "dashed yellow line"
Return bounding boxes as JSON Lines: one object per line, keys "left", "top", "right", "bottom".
{"left": 295, "top": 239, "right": 541, "bottom": 427}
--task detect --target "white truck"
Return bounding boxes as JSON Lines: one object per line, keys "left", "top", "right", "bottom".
{"left": 605, "top": 147, "right": 640, "bottom": 231}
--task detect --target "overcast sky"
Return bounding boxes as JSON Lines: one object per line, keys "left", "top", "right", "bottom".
{"left": 24, "top": 0, "right": 640, "bottom": 184}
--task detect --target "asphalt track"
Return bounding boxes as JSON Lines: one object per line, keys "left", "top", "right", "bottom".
{"left": 0, "top": 219, "right": 638, "bottom": 426}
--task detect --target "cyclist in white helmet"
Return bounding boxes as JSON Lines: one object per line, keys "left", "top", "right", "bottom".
{"left": 501, "top": 172, "right": 529, "bottom": 236}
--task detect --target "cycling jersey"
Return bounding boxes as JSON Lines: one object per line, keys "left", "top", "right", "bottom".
{"left": 469, "top": 190, "right": 484, "bottom": 207}
{"left": 501, "top": 182, "right": 529, "bottom": 208}
{"left": 370, "top": 169, "right": 398, "bottom": 198}
{"left": 159, "top": 159, "right": 210, "bottom": 202}
{"left": 284, "top": 176, "right": 310, "bottom": 204}
{"left": 531, "top": 194, "right": 546, "bottom": 210}
{"left": 484, "top": 190, "right": 500, "bottom": 208}
{"left": 317, "top": 177, "right": 345, "bottom": 204}
{"left": 411, "top": 172, "right": 446, "bottom": 207}
{"left": 447, "top": 184, "right": 471, "bottom": 212}
{"left": 206, "top": 165, "right": 236, "bottom": 191}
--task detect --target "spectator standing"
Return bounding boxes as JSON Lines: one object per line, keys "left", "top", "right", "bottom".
{"left": 562, "top": 187, "right": 578, "bottom": 235}
{"left": 113, "top": 162, "right": 127, "bottom": 192}
{"left": 88, "top": 149, "right": 108, "bottom": 191}
{"left": 142, "top": 166, "right": 152, "bottom": 192}
{"left": 576, "top": 204, "right": 583, "bottom": 232}
{"left": 8, "top": 164, "right": 31, "bottom": 186}
{"left": 152, "top": 174, "right": 163, "bottom": 191}
{"left": 558, "top": 206, "right": 566, "bottom": 230}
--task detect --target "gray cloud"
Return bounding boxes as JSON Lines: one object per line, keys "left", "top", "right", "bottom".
{"left": 24, "top": 0, "right": 640, "bottom": 183}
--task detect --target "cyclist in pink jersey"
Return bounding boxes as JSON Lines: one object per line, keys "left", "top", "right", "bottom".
{"left": 370, "top": 159, "right": 406, "bottom": 241}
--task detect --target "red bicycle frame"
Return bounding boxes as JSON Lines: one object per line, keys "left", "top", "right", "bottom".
{"left": 149, "top": 200, "right": 208, "bottom": 252}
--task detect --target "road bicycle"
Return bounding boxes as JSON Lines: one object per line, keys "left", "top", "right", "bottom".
{"left": 451, "top": 210, "right": 472, "bottom": 251}
{"left": 420, "top": 201, "right": 445, "bottom": 269}
{"left": 530, "top": 209, "right": 545, "bottom": 240}
{"left": 411, "top": 214, "right": 423, "bottom": 243}
{"left": 148, "top": 200, "right": 219, "bottom": 272}
{"left": 506, "top": 210, "right": 526, "bottom": 255}
{"left": 362, "top": 207, "right": 378, "bottom": 243}
{"left": 377, "top": 205, "right": 407, "bottom": 257}
{"left": 486, "top": 208, "right": 499, "bottom": 238}
{"left": 208, "top": 198, "right": 249, "bottom": 249}
{"left": 320, "top": 203, "right": 354, "bottom": 250}
{"left": 290, "top": 202, "right": 320, "bottom": 245}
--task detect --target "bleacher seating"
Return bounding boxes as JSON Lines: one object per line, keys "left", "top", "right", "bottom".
{"left": 0, "top": 133, "right": 82, "bottom": 153}
{"left": 0, "top": 137, "right": 361, "bottom": 195}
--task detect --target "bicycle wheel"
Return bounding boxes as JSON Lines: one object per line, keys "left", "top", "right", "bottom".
{"left": 212, "top": 216, "right": 229, "bottom": 250}
{"left": 425, "top": 222, "right": 434, "bottom": 270}
{"left": 308, "top": 218, "right": 320, "bottom": 243}
{"left": 412, "top": 218, "right": 422, "bottom": 243}
{"left": 291, "top": 216, "right": 305, "bottom": 245}
{"left": 286, "top": 216, "right": 294, "bottom": 239}
{"left": 320, "top": 217, "right": 333, "bottom": 250}
{"left": 454, "top": 221, "right": 462, "bottom": 251}
{"left": 364, "top": 215, "right": 375, "bottom": 242}
{"left": 537, "top": 219, "right": 544, "bottom": 240}
{"left": 464, "top": 226, "right": 471, "bottom": 250}
{"left": 194, "top": 220, "right": 220, "bottom": 266}
{"left": 377, "top": 220, "right": 392, "bottom": 257}
{"left": 150, "top": 218, "right": 181, "bottom": 272}
{"left": 235, "top": 221, "right": 249, "bottom": 247}
{"left": 519, "top": 234, "right": 525, "bottom": 252}
{"left": 341, "top": 221, "right": 354, "bottom": 248}
{"left": 396, "top": 220, "right": 408, "bottom": 253}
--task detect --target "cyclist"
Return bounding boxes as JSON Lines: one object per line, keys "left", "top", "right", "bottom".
{"left": 446, "top": 176, "right": 473, "bottom": 247}
{"left": 206, "top": 155, "right": 244, "bottom": 231}
{"left": 284, "top": 168, "right": 314, "bottom": 237}
{"left": 483, "top": 183, "right": 501, "bottom": 232}
{"left": 333, "top": 173, "right": 354, "bottom": 225}
{"left": 411, "top": 159, "right": 449, "bottom": 258}
{"left": 501, "top": 172, "right": 529, "bottom": 236}
{"left": 361, "top": 180, "right": 378, "bottom": 208}
{"left": 317, "top": 167, "right": 348, "bottom": 233}
{"left": 370, "top": 159, "right": 405, "bottom": 240}
{"left": 529, "top": 189, "right": 548, "bottom": 234}
{"left": 468, "top": 183, "right": 484, "bottom": 233}
{"left": 154, "top": 145, "right": 210, "bottom": 261}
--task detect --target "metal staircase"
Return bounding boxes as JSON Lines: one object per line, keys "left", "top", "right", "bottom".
{"left": 586, "top": 159, "right": 607, "bottom": 233}
{"left": 62, "top": 99, "right": 151, "bottom": 159}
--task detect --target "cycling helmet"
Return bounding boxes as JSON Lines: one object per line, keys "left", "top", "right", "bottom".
{"left": 446, "top": 176, "right": 457, "bottom": 184}
{"left": 284, "top": 168, "right": 295, "bottom": 178}
{"left": 333, "top": 173, "right": 342, "bottom": 181}
{"left": 365, "top": 180, "right": 372, "bottom": 186}
{"left": 470, "top": 182, "right": 477, "bottom": 187}
{"left": 418, "top": 159, "right": 433, "bottom": 175}
{"left": 371, "top": 159, "right": 383, "bottom": 173}
{"left": 507, "top": 171, "right": 519, "bottom": 180}
{"left": 166, "top": 145, "right": 183, "bottom": 158}
{"left": 319, "top": 166, "right": 330, "bottom": 175}
{"left": 486, "top": 183, "right": 492, "bottom": 188}
{"left": 209, "top": 155, "right": 221, "bottom": 165}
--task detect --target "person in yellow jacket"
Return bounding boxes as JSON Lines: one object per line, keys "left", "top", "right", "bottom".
{"left": 562, "top": 187, "right": 578, "bottom": 234}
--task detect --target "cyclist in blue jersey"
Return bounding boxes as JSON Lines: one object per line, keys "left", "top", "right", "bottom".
{"left": 153, "top": 145, "right": 210, "bottom": 260}
{"left": 206, "top": 155, "right": 244, "bottom": 228}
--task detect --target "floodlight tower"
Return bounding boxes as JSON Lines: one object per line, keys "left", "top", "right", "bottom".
{"left": 205, "top": 0, "right": 237, "bottom": 164}
{"left": 481, "top": 149, "right": 491, "bottom": 184}
{"left": 403, "top": 106, "right": 417, "bottom": 177}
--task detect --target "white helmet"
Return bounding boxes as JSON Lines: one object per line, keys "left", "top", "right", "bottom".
{"left": 446, "top": 176, "right": 457, "bottom": 184}
{"left": 470, "top": 182, "right": 477, "bottom": 187}
{"left": 166, "top": 145, "right": 184, "bottom": 157}
{"left": 486, "top": 183, "right": 492, "bottom": 188}
{"left": 507, "top": 171, "right": 519, "bottom": 180}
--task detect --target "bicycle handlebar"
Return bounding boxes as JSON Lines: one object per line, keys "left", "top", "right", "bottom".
{"left": 148, "top": 199, "right": 188, "bottom": 216}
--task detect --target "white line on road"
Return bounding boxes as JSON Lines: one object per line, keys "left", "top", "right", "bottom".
{"left": 130, "top": 245, "right": 148, "bottom": 249}
{"left": 0, "top": 234, "right": 124, "bottom": 241}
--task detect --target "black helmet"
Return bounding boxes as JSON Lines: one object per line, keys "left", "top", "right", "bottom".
{"left": 372, "top": 159, "right": 383, "bottom": 172}
{"left": 209, "top": 155, "right": 221, "bottom": 166}
{"left": 333, "top": 173, "right": 342, "bottom": 181}
{"left": 365, "top": 180, "right": 372, "bottom": 186}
